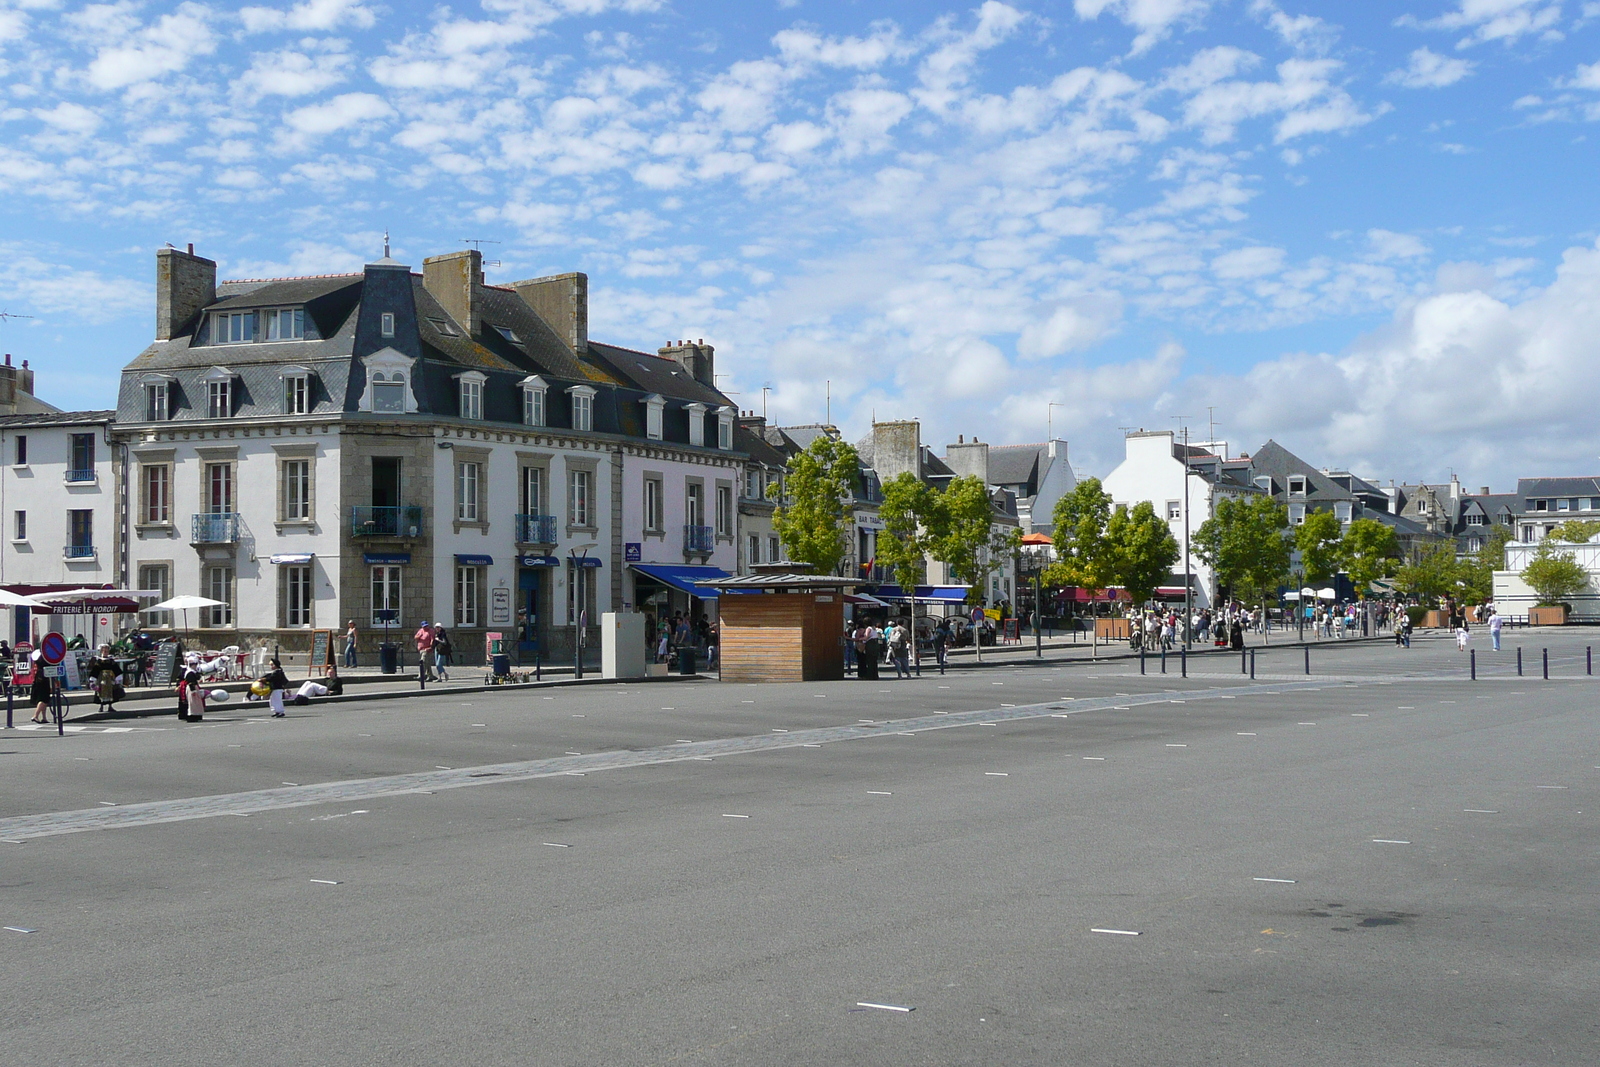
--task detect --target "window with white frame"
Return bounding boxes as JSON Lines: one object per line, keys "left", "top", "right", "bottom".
{"left": 686, "top": 403, "right": 706, "bottom": 447}
{"left": 569, "top": 469, "right": 592, "bottom": 528}
{"left": 745, "top": 470, "right": 761, "bottom": 499}
{"left": 142, "top": 464, "right": 170, "bottom": 524}
{"left": 1558, "top": 498, "right": 1572, "bottom": 511}
{"left": 139, "top": 563, "right": 171, "bottom": 627}
{"left": 264, "top": 308, "right": 304, "bottom": 341}
{"left": 206, "top": 462, "right": 234, "bottom": 513}
{"left": 279, "top": 564, "right": 313, "bottom": 628}
{"left": 643, "top": 394, "right": 664, "bottom": 440}
{"left": 1166, "top": 500, "right": 1181, "bottom": 520}
{"left": 372, "top": 373, "right": 406, "bottom": 413}
{"left": 455, "top": 565, "right": 480, "bottom": 627}
{"left": 144, "top": 381, "right": 169, "bottom": 421}
{"left": 457, "top": 372, "right": 485, "bottom": 420}
{"left": 569, "top": 386, "right": 594, "bottom": 432}
{"left": 716, "top": 484, "right": 733, "bottom": 537}
{"left": 204, "top": 566, "right": 234, "bottom": 627}
{"left": 1334, "top": 502, "right": 1352, "bottom": 523}
{"left": 521, "top": 376, "right": 547, "bottom": 427}
{"left": 212, "top": 311, "right": 254, "bottom": 344}
{"left": 522, "top": 466, "right": 544, "bottom": 515}
{"left": 1289, "top": 503, "right": 1306, "bottom": 525}
{"left": 456, "top": 461, "right": 482, "bottom": 521}
{"left": 717, "top": 410, "right": 733, "bottom": 450}
{"left": 1466, "top": 513, "right": 1485, "bottom": 526}
{"left": 380, "top": 312, "right": 395, "bottom": 338}
{"left": 686, "top": 481, "right": 703, "bottom": 527}
{"left": 283, "top": 373, "right": 309, "bottom": 414}
{"left": 644, "top": 476, "right": 663, "bottom": 532}
{"left": 567, "top": 563, "right": 593, "bottom": 627}
{"left": 1288, "top": 476, "right": 1306, "bottom": 496}
{"left": 748, "top": 534, "right": 760, "bottom": 565}
{"left": 12, "top": 435, "right": 24, "bottom": 465}
{"left": 281, "top": 459, "right": 311, "bottom": 521}
{"left": 769, "top": 535, "right": 780, "bottom": 562}
{"left": 371, "top": 565, "right": 401, "bottom": 627}
{"left": 207, "top": 378, "right": 232, "bottom": 418}
{"left": 12, "top": 510, "right": 23, "bottom": 541}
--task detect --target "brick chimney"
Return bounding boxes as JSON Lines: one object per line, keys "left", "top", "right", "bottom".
{"left": 945, "top": 437, "right": 990, "bottom": 484}
{"left": 660, "top": 339, "right": 714, "bottom": 387}
{"left": 156, "top": 244, "right": 216, "bottom": 340}
{"left": 422, "top": 249, "right": 483, "bottom": 336}
{"left": 511, "top": 272, "right": 587, "bottom": 353}
{"left": 872, "top": 420, "right": 922, "bottom": 482}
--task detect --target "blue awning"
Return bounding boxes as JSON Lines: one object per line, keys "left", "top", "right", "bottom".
{"left": 268, "top": 553, "right": 314, "bottom": 565}
{"left": 867, "top": 584, "right": 970, "bottom": 602}
{"left": 454, "top": 554, "right": 494, "bottom": 566}
{"left": 631, "top": 563, "right": 731, "bottom": 599}
{"left": 364, "top": 552, "right": 411, "bottom": 565}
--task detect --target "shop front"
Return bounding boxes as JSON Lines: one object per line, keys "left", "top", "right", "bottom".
{"left": 629, "top": 563, "right": 731, "bottom": 656}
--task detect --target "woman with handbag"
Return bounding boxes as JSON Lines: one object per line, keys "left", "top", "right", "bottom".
{"left": 30, "top": 649, "right": 53, "bottom": 724}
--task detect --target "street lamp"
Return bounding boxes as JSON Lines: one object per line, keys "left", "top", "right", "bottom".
{"left": 1017, "top": 539, "right": 1051, "bottom": 659}
{"left": 568, "top": 542, "right": 597, "bottom": 679}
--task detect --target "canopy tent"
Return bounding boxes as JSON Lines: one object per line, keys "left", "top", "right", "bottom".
{"left": 1019, "top": 532, "right": 1054, "bottom": 546}
{"left": 864, "top": 584, "right": 970, "bottom": 603}
{"left": 142, "top": 595, "right": 227, "bottom": 647}
{"left": 630, "top": 563, "right": 732, "bottom": 599}
{"left": 1057, "top": 587, "right": 1131, "bottom": 603}
{"left": 845, "top": 592, "right": 892, "bottom": 608}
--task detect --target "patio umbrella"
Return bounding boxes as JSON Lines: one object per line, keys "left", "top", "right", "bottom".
{"left": 35, "top": 588, "right": 163, "bottom": 647}
{"left": 143, "top": 595, "right": 226, "bottom": 649}
{"left": 0, "top": 589, "right": 50, "bottom": 608}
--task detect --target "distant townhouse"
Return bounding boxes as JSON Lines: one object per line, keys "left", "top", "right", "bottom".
{"left": 732, "top": 415, "right": 789, "bottom": 574}
{"left": 116, "top": 243, "right": 741, "bottom": 663}
{"left": 983, "top": 440, "right": 1077, "bottom": 535}
{"left": 1507, "top": 477, "right": 1600, "bottom": 544}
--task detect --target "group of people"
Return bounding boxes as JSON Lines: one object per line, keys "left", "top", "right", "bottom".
{"left": 845, "top": 616, "right": 953, "bottom": 678}
{"left": 412, "top": 621, "right": 455, "bottom": 681}
{"left": 653, "top": 612, "right": 718, "bottom": 668}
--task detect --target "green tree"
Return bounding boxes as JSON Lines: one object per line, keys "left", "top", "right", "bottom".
{"left": 1340, "top": 518, "right": 1400, "bottom": 596}
{"left": 768, "top": 434, "right": 860, "bottom": 574}
{"left": 1394, "top": 542, "right": 1460, "bottom": 606}
{"left": 877, "top": 472, "right": 936, "bottom": 597}
{"left": 1521, "top": 544, "right": 1589, "bottom": 605}
{"left": 1042, "top": 477, "right": 1116, "bottom": 592}
{"left": 932, "top": 475, "right": 1022, "bottom": 662}
{"left": 1457, "top": 525, "right": 1512, "bottom": 603}
{"left": 1548, "top": 519, "right": 1600, "bottom": 544}
{"left": 1295, "top": 510, "right": 1345, "bottom": 584}
{"left": 1192, "top": 496, "right": 1291, "bottom": 629}
{"left": 1106, "top": 501, "right": 1180, "bottom": 606}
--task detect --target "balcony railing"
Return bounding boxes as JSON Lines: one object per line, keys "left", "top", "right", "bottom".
{"left": 350, "top": 505, "right": 426, "bottom": 538}
{"left": 64, "top": 544, "right": 96, "bottom": 560}
{"left": 515, "top": 514, "right": 559, "bottom": 545}
{"left": 66, "top": 468, "right": 96, "bottom": 483}
{"left": 684, "top": 524, "right": 715, "bottom": 554}
{"left": 191, "top": 513, "right": 240, "bottom": 544}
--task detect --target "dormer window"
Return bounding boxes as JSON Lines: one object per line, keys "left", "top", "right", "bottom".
{"left": 212, "top": 311, "right": 254, "bottom": 344}
{"left": 141, "top": 375, "right": 174, "bottom": 421}
{"left": 493, "top": 325, "right": 516, "bottom": 342}
{"left": 568, "top": 384, "right": 596, "bottom": 433}
{"left": 455, "top": 371, "right": 487, "bottom": 420}
{"left": 717, "top": 407, "right": 734, "bottom": 450}
{"left": 686, "top": 402, "right": 707, "bottom": 447}
{"left": 426, "top": 317, "right": 458, "bottom": 337}
{"left": 520, "top": 375, "right": 548, "bottom": 427}
{"left": 372, "top": 374, "right": 405, "bottom": 413}
{"left": 264, "top": 308, "right": 304, "bottom": 341}
{"left": 1287, "top": 476, "right": 1306, "bottom": 496}
{"left": 380, "top": 312, "right": 395, "bottom": 338}
{"left": 281, "top": 366, "right": 311, "bottom": 415}
{"left": 361, "top": 349, "right": 417, "bottom": 414}
{"left": 641, "top": 394, "right": 665, "bottom": 440}
{"left": 203, "top": 367, "right": 235, "bottom": 418}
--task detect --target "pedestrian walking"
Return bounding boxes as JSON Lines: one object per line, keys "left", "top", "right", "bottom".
{"left": 413, "top": 621, "right": 436, "bottom": 681}
{"left": 932, "top": 618, "right": 950, "bottom": 674}
{"left": 1455, "top": 624, "right": 1470, "bottom": 652}
{"left": 184, "top": 656, "right": 209, "bottom": 722}
{"left": 264, "top": 658, "right": 291, "bottom": 717}
{"left": 889, "top": 620, "right": 911, "bottom": 678}
{"left": 432, "top": 623, "right": 453, "bottom": 681}
{"left": 344, "top": 620, "right": 358, "bottom": 668}
{"left": 1489, "top": 609, "right": 1503, "bottom": 651}
{"left": 29, "top": 649, "right": 52, "bottom": 724}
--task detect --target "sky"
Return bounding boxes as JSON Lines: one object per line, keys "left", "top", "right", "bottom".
{"left": 2, "top": 0, "right": 1600, "bottom": 492}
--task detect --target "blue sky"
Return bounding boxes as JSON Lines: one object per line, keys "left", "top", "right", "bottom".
{"left": 4, "top": 0, "right": 1600, "bottom": 489}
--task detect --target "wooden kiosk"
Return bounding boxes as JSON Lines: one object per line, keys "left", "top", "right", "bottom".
{"left": 699, "top": 565, "right": 858, "bottom": 683}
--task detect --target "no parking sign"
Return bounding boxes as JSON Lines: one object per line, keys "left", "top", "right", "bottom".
{"left": 39, "top": 632, "right": 66, "bottom": 666}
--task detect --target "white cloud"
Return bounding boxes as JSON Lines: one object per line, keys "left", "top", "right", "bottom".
{"left": 1386, "top": 47, "right": 1474, "bottom": 89}
{"left": 285, "top": 92, "right": 392, "bottom": 136}
{"left": 31, "top": 102, "right": 102, "bottom": 136}
{"left": 1401, "top": 0, "right": 1563, "bottom": 49}
{"left": 1075, "top": 0, "right": 1212, "bottom": 56}
{"left": 1366, "top": 228, "right": 1430, "bottom": 261}
{"left": 235, "top": 51, "right": 351, "bottom": 99}
{"left": 1249, "top": 1, "right": 1337, "bottom": 53}
{"left": 916, "top": 1, "right": 1028, "bottom": 111}
{"left": 1172, "top": 54, "right": 1380, "bottom": 144}
{"left": 1017, "top": 294, "right": 1123, "bottom": 359}
{"left": 1212, "top": 245, "right": 1285, "bottom": 279}
{"left": 82, "top": 2, "right": 217, "bottom": 91}
{"left": 240, "top": 0, "right": 376, "bottom": 33}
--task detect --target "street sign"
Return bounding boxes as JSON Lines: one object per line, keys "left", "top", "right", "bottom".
{"left": 39, "top": 631, "right": 66, "bottom": 666}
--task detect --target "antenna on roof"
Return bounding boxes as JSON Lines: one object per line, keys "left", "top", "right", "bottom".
{"left": 0, "top": 311, "right": 34, "bottom": 325}
{"left": 382, "top": 229, "right": 390, "bottom": 259}
{"left": 462, "top": 239, "right": 501, "bottom": 251}
{"left": 762, "top": 384, "right": 770, "bottom": 421}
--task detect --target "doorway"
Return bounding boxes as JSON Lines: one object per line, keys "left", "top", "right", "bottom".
{"left": 372, "top": 457, "right": 401, "bottom": 508}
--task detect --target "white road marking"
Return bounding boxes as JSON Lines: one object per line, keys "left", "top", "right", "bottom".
{"left": 1463, "top": 809, "right": 1498, "bottom": 813}
{"left": 1253, "top": 877, "right": 1296, "bottom": 883}
{"left": 542, "top": 842, "right": 570, "bottom": 848}
{"left": 985, "top": 772, "right": 1009, "bottom": 776}
{"left": 867, "top": 791, "right": 893, "bottom": 796}
{"left": 1372, "top": 839, "right": 1410, "bottom": 844}
{"left": 1091, "top": 928, "right": 1140, "bottom": 936}
{"left": 1082, "top": 756, "right": 1106, "bottom": 761}
{"left": 1537, "top": 785, "right": 1567, "bottom": 790}
{"left": 5, "top": 926, "right": 37, "bottom": 933}
{"left": 1166, "top": 744, "right": 1187, "bottom": 747}
{"left": 1237, "top": 732, "right": 1256, "bottom": 736}
{"left": 856, "top": 1002, "right": 913, "bottom": 1013}
{"left": 1352, "top": 713, "right": 1368, "bottom": 717}
{"left": 722, "top": 813, "right": 750, "bottom": 818}
{"left": 309, "top": 879, "right": 340, "bottom": 885}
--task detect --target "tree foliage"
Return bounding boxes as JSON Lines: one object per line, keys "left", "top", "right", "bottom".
{"left": 769, "top": 434, "right": 859, "bottom": 574}
{"left": 932, "top": 475, "right": 1021, "bottom": 604}
{"left": 1548, "top": 519, "right": 1600, "bottom": 544}
{"left": 1106, "top": 501, "right": 1180, "bottom": 606}
{"left": 1042, "top": 478, "right": 1116, "bottom": 592}
{"left": 1456, "top": 525, "right": 1511, "bottom": 602}
{"left": 1521, "top": 544, "right": 1589, "bottom": 606}
{"left": 1192, "top": 496, "right": 1291, "bottom": 603}
{"left": 1295, "top": 510, "right": 1345, "bottom": 585}
{"left": 1339, "top": 518, "right": 1400, "bottom": 595}
{"left": 1394, "top": 543, "right": 1461, "bottom": 605}
{"left": 876, "top": 472, "right": 936, "bottom": 595}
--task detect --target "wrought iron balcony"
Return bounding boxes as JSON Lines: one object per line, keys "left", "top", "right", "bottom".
{"left": 683, "top": 524, "right": 715, "bottom": 555}
{"left": 66, "top": 468, "right": 96, "bottom": 483}
{"left": 515, "top": 514, "right": 559, "bottom": 545}
{"left": 350, "top": 505, "right": 425, "bottom": 538}
{"left": 64, "top": 544, "right": 96, "bottom": 560}
{"left": 190, "top": 513, "right": 240, "bottom": 544}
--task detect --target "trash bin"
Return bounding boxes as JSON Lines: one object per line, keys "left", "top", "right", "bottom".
{"left": 491, "top": 653, "right": 510, "bottom": 677}
{"left": 379, "top": 643, "right": 399, "bottom": 675}
{"left": 677, "top": 647, "right": 698, "bottom": 675}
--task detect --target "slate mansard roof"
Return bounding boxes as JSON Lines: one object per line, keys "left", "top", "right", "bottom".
{"left": 117, "top": 259, "right": 740, "bottom": 451}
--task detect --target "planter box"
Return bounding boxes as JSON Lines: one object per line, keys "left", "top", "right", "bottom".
{"left": 646, "top": 662, "right": 670, "bottom": 677}
{"left": 1422, "top": 610, "right": 1446, "bottom": 629}
{"left": 1095, "top": 617, "right": 1131, "bottom": 641}
{"left": 1530, "top": 605, "right": 1569, "bottom": 626}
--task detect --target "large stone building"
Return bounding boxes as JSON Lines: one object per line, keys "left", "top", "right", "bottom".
{"left": 115, "top": 243, "right": 741, "bottom": 663}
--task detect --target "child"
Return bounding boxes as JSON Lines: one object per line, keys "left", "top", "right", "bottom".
{"left": 1456, "top": 624, "right": 1470, "bottom": 652}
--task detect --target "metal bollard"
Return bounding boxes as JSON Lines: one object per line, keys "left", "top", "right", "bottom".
{"left": 1249, "top": 648, "right": 1256, "bottom": 680}
{"left": 1517, "top": 647, "right": 1523, "bottom": 676}
{"left": 1543, "top": 648, "right": 1549, "bottom": 680}
{"left": 1304, "top": 646, "right": 1310, "bottom": 676}
{"left": 1181, "top": 647, "right": 1187, "bottom": 678}
{"left": 1140, "top": 648, "right": 1146, "bottom": 675}
{"left": 1470, "top": 648, "right": 1476, "bottom": 681}
{"left": 1589, "top": 646, "right": 1592, "bottom": 676}
{"left": 1161, "top": 648, "right": 1166, "bottom": 674}
{"left": 1241, "top": 648, "right": 1247, "bottom": 674}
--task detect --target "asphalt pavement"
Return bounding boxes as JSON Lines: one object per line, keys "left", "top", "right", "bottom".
{"left": 1, "top": 631, "right": 1596, "bottom": 1065}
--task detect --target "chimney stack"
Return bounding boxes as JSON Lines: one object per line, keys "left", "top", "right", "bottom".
{"left": 156, "top": 244, "right": 216, "bottom": 341}
{"left": 510, "top": 272, "right": 587, "bottom": 353}
{"left": 872, "top": 420, "right": 922, "bottom": 482}
{"left": 660, "top": 339, "right": 715, "bottom": 387}
{"left": 945, "top": 437, "right": 990, "bottom": 484}
{"left": 422, "top": 249, "right": 484, "bottom": 336}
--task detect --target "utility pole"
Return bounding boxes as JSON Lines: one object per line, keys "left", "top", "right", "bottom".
{"left": 1174, "top": 419, "right": 1193, "bottom": 648}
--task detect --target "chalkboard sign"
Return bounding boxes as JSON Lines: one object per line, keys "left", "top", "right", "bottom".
{"left": 154, "top": 641, "right": 180, "bottom": 687}
{"left": 308, "top": 630, "right": 334, "bottom": 677}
